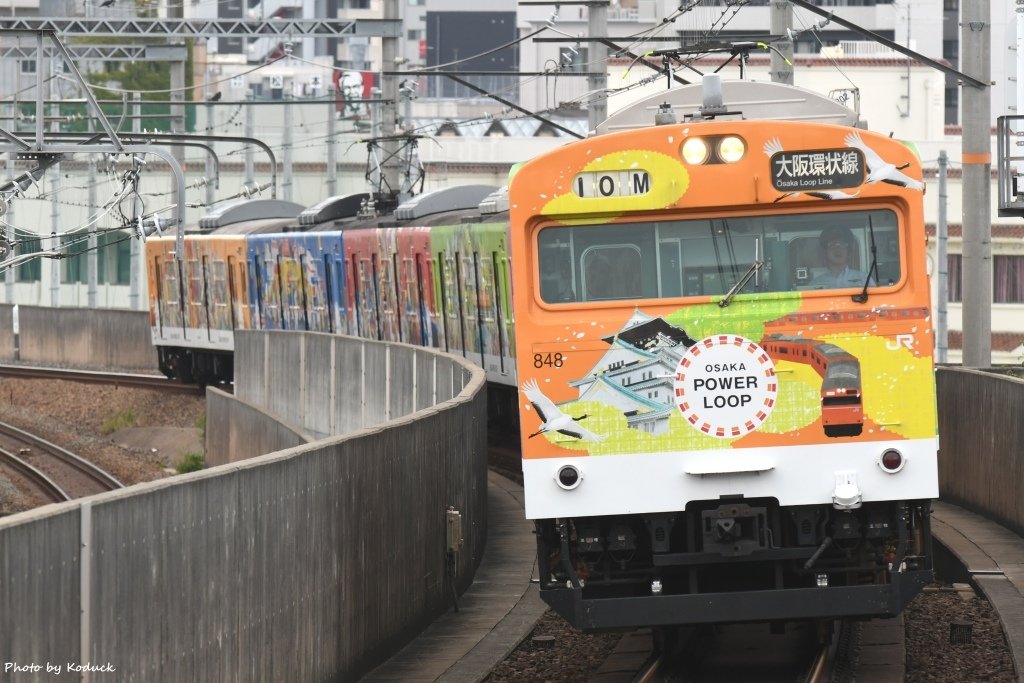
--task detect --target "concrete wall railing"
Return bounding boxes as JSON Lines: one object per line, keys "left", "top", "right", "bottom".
{"left": 0, "top": 304, "right": 154, "bottom": 370}
{"left": 0, "top": 330, "right": 488, "bottom": 682}
{"left": 936, "top": 367, "right": 1024, "bottom": 535}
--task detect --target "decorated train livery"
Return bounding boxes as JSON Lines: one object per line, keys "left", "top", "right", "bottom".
{"left": 508, "top": 79, "right": 937, "bottom": 629}
{"left": 145, "top": 186, "right": 517, "bottom": 388}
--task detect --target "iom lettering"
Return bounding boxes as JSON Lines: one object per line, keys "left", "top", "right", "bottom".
{"left": 573, "top": 170, "right": 651, "bottom": 198}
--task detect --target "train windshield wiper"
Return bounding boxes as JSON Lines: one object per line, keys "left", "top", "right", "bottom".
{"left": 719, "top": 236, "right": 762, "bottom": 308}
{"left": 718, "top": 258, "right": 763, "bottom": 308}
{"left": 853, "top": 216, "right": 879, "bottom": 304}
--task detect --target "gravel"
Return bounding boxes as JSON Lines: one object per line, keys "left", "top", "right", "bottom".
{"left": 486, "top": 582, "right": 1016, "bottom": 682}
{"left": 0, "top": 377, "right": 205, "bottom": 515}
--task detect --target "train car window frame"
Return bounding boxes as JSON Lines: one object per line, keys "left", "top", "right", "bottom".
{"left": 534, "top": 207, "right": 904, "bottom": 306}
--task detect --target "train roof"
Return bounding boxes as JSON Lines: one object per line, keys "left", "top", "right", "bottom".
{"left": 209, "top": 217, "right": 300, "bottom": 235}
{"left": 196, "top": 199, "right": 305, "bottom": 232}
{"left": 394, "top": 184, "right": 498, "bottom": 220}
{"left": 297, "top": 193, "right": 370, "bottom": 226}
{"left": 303, "top": 185, "right": 507, "bottom": 231}
{"left": 595, "top": 79, "right": 863, "bottom": 134}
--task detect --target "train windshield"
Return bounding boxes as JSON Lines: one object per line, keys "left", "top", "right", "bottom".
{"left": 537, "top": 208, "right": 901, "bottom": 304}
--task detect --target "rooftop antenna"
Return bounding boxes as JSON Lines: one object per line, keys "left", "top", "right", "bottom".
{"left": 699, "top": 74, "right": 727, "bottom": 119}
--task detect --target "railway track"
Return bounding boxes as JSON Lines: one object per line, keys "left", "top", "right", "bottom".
{"left": 0, "top": 420, "right": 123, "bottom": 505}
{"left": 592, "top": 620, "right": 846, "bottom": 683}
{"left": 0, "top": 363, "right": 208, "bottom": 394}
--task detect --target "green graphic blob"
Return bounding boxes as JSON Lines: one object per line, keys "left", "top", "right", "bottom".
{"left": 664, "top": 295, "right": 803, "bottom": 343}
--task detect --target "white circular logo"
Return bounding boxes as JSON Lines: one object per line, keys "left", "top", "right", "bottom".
{"left": 674, "top": 335, "right": 777, "bottom": 438}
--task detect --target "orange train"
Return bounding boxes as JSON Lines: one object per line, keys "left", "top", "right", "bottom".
{"left": 508, "top": 78, "right": 938, "bottom": 631}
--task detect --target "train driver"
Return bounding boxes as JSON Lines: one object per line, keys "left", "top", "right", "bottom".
{"left": 811, "top": 226, "right": 871, "bottom": 289}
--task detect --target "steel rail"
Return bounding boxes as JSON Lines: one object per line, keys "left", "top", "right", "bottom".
{"left": 0, "top": 421, "right": 123, "bottom": 491}
{"left": 0, "top": 364, "right": 205, "bottom": 394}
{"left": 0, "top": 447, "right": 70, "bottom": 503}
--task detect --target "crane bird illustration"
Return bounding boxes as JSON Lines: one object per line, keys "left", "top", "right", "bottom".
{"left": 843, "top": 131, "right": 925, "bottom": 191}
{"left": 522, "top": 379, "right": 605, "bottom": 442}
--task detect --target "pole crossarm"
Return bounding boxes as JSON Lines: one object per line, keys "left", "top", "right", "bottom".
{"left": 786, "top": 0, "right": 986, "bottom": 89}
{"left": 0, "top": 18, "right": 401, "bottom": 38}
{"left": 0, "top": 44, "right": 147, "bottom": 60}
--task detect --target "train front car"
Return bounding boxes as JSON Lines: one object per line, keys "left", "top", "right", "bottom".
{"left": 508, "top": 100, "right": 937, "bottom": 630}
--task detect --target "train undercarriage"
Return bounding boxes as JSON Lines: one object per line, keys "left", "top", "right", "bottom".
{"left": 535, "top": 498, "right": 932, "bottom": 630}
{"left": 157, "top": 347, "right": 234, "bottom": 387}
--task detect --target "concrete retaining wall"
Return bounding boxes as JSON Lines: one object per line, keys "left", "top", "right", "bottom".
{"left": 936, "top": 367, "right": 1024, "bottom": 535}
{"left": 0, "top": 305, "right": 154, "bottom": 370}
{"left": 219, "top": 331, "right": 470, "bottom": 454}
{"left": 0, "top": 331, "right": 487, "bottom": 682}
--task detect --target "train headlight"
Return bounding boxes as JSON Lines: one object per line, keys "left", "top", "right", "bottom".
{"left": 556, "top": 464, "right": 583, "bottom": 490}
{"left": 717, "top": 136, "right": 746, "bottom": 163}
{"left": 878, "top": 448, "right": 905, "bottom": 473}
{"left": 681, "top": 138, "right": 710, "bottom": 165}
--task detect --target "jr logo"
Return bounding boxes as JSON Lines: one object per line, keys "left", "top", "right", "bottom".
{"left": 886, "top": 334, "right": 915, "bottom": 351}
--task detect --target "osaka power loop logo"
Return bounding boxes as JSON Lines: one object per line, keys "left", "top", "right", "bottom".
{"left": 674, "top": 335, "right": 778, "bottom": 438}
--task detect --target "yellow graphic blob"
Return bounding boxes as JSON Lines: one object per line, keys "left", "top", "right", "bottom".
{"left": 540, "top": 149, "right": 689, "bottom": 219}
{"left": 758, "top": 362, "right": 822, "bottom": 434}
{"left": 819, "top": 333, "right": 937, "bottom": 439}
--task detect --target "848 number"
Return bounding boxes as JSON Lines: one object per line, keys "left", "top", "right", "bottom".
{"left": 533, "top": 352, "right": 564, "bottom": 368}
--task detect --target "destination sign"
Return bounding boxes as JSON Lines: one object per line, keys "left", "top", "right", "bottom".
{"left": 769, "top": 149, "right": 864, "bottom": 192}
{"left": 573, "top": 170, "right": 651, "bottom": 198}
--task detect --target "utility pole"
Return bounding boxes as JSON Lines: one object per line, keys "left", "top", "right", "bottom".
{"left": 129, "top": 93, "right": 141, "bottom": 311}
{"left": 327, "top": 89, "right": 337, "bottom": 197}
{"left": 770, "top": 0, "right": 794, "bottom": 84}
{"left": 960, "top": 0, "right": 992, "bottom": 367}
{"left": 48, "top": 55, "right": 59, "bottom": 308}
{"left": 87, "top": 114, "right": 97, "bottom": 309}
{"left": 588, "top": 1, "right": 608, "bottom": 131}
{"left": 937, "top": 150, "right": 948, "bottom": 364}
{"left": 380, "top": 0, "right": 401, "bottom": 204}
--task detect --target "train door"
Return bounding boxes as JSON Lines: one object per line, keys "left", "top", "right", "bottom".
{"left": 323, "top": 254, "right": 336, "bottom": 334}
{"left": 420, "top": 254, "right": 441, "bottom": 349}
{"left": 227, "top": 256, "right": 239, "bottom": 330}
{"left": 201, "top": 255, "right": 214, "bottom": 342}
{"left": 437, "top": 251, "right": 464, "bottom": 355}
{"left": 304, "top": 236, "right": 332, "bottom": 333}
{"left": 471, "top": 251, "right": 488, "bottom": 367}
{"left": 155, "top": 250, "right": 184, "bottom": 338}
{"left": 296, "top": 252, "right": 311, "bottom": 331}
{"left": 151, "top": 256, "right": 164, "bottom": 337}
{"left": 348, "top": 254, "right": 363, "bottom": 337}
{"left": 387, "top": 252, "right": 403, "bottom": 342}
{"left": 361, "top": 256, "right": 380, "bottom": 340}
{"left": 460, "top": 251, "right": 479, "bottom": 359}
{"left": 498, "top": 245, "right": 515, "bottom": 369}
{"left": 271, "top": 252, "right": 287, "bottom": 329}
{"left": 210, "top": 256, "right": 234, "bottom": 334}
{"left": 371, "top": 253, "right": 385, "bottom": 340}
{"left": 326, "top": 248, "right": 347, "bottom": 335}
{"left": 490, "top": 250, "right": 508, "bottom": 374}
{"left": 398, "top": 254, "right": 418, "bottom": 345}
{"left": 249, "top": 250, "right": 266, "bottom": 330}
{"left": 185, "top": 251, "right": 205, "bottom": 343}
